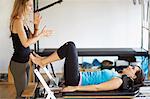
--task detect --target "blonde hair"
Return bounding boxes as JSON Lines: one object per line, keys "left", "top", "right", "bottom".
{"left": 10, "top": 0, "right": 30, "bottom": 32}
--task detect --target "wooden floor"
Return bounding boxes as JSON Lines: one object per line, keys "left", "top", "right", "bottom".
{"left": 0, "top": 82, "right": 16, "bottom": 99}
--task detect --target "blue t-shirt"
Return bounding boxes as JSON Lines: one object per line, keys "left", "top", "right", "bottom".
{"left": 81, "top": 69, "right": 120, "bottom": 86}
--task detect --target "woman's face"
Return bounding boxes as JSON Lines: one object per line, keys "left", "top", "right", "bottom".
{"left": 122, "top": 66, "right": 140, "bottom": 79}
{"left": 25, "top": 0, "right": 33, "bottom": 14}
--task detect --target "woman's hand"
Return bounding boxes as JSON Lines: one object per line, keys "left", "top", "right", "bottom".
{"left": 62, "top": 86, "right": 78, "bottom": 92}
{"left": 40, "top": 26, "right": 54, "bottom": 37}
{"left": 34, "top": 12, "right": 42, "bottom": 28}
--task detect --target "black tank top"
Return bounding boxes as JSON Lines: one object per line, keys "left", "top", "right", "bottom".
{"left": 11, "top": 26, "right": 30, "bottom": 63}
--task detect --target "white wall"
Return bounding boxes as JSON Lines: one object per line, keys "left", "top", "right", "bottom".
{"left": 0, "top": 0, "right": 146, "bottom": 73}
{"left": 0, "top": 0, "right": 13, "bottom": 73}
{"left": 39, "top": 0, "right": 142, "bottom": 48}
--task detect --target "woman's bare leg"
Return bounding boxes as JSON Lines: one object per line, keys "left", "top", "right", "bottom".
{"left": 30, "top": 51, "right": 60, "bottom": 67}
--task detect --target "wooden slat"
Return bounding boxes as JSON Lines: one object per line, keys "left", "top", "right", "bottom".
{"left": 8, "top": 65, "right": 14, "bottom": 83}
{"left": 29, "top": 59, "right": 34, "bottom": 82}
{"left": 21, "top": 83, "right": 37, "bottom": 98}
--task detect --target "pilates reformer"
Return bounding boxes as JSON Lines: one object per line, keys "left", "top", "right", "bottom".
{"left": 34, "top": 65, "right": 144, "bottom": 99}
{"left": 33, "top": 50, "right": 145, "bottom": 99}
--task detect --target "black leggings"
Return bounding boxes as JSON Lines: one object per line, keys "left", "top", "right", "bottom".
{"left": 57, "top": 41, "right": 80, "bottom": 86}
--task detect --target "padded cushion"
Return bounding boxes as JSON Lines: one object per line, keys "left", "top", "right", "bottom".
{"left": 63, "top": 89, "right": 139, "bottom": 96}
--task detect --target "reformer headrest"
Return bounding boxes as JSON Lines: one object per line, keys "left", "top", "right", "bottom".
{"left": 119, "top": 75, "right": 134, "bottom": 91}
{"left": 119, "top": 75, "right": 143, "bottom": 91}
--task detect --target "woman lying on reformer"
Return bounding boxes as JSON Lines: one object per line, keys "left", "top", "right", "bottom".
{"left": 30, "top": 41, "right": 145, "bottom": 92}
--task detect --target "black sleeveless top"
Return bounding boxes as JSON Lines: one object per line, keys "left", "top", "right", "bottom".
{"left": 11, "top": 26, "right": 30, "bottom": 63}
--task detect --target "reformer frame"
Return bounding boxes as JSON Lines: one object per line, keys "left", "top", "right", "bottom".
{"left": 34, "top": 67, "right": 57, "bottom": 99}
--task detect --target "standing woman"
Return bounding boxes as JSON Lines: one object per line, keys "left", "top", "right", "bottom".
{"left": 9, "top": 0, "right": 52, "bottom": 98}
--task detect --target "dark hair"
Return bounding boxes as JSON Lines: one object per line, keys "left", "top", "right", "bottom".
{"left": 134, "top": 66, "right": 145, "bottom": 85}
{"left": 101, "top": 60, "right": 113, "bottom": 66}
